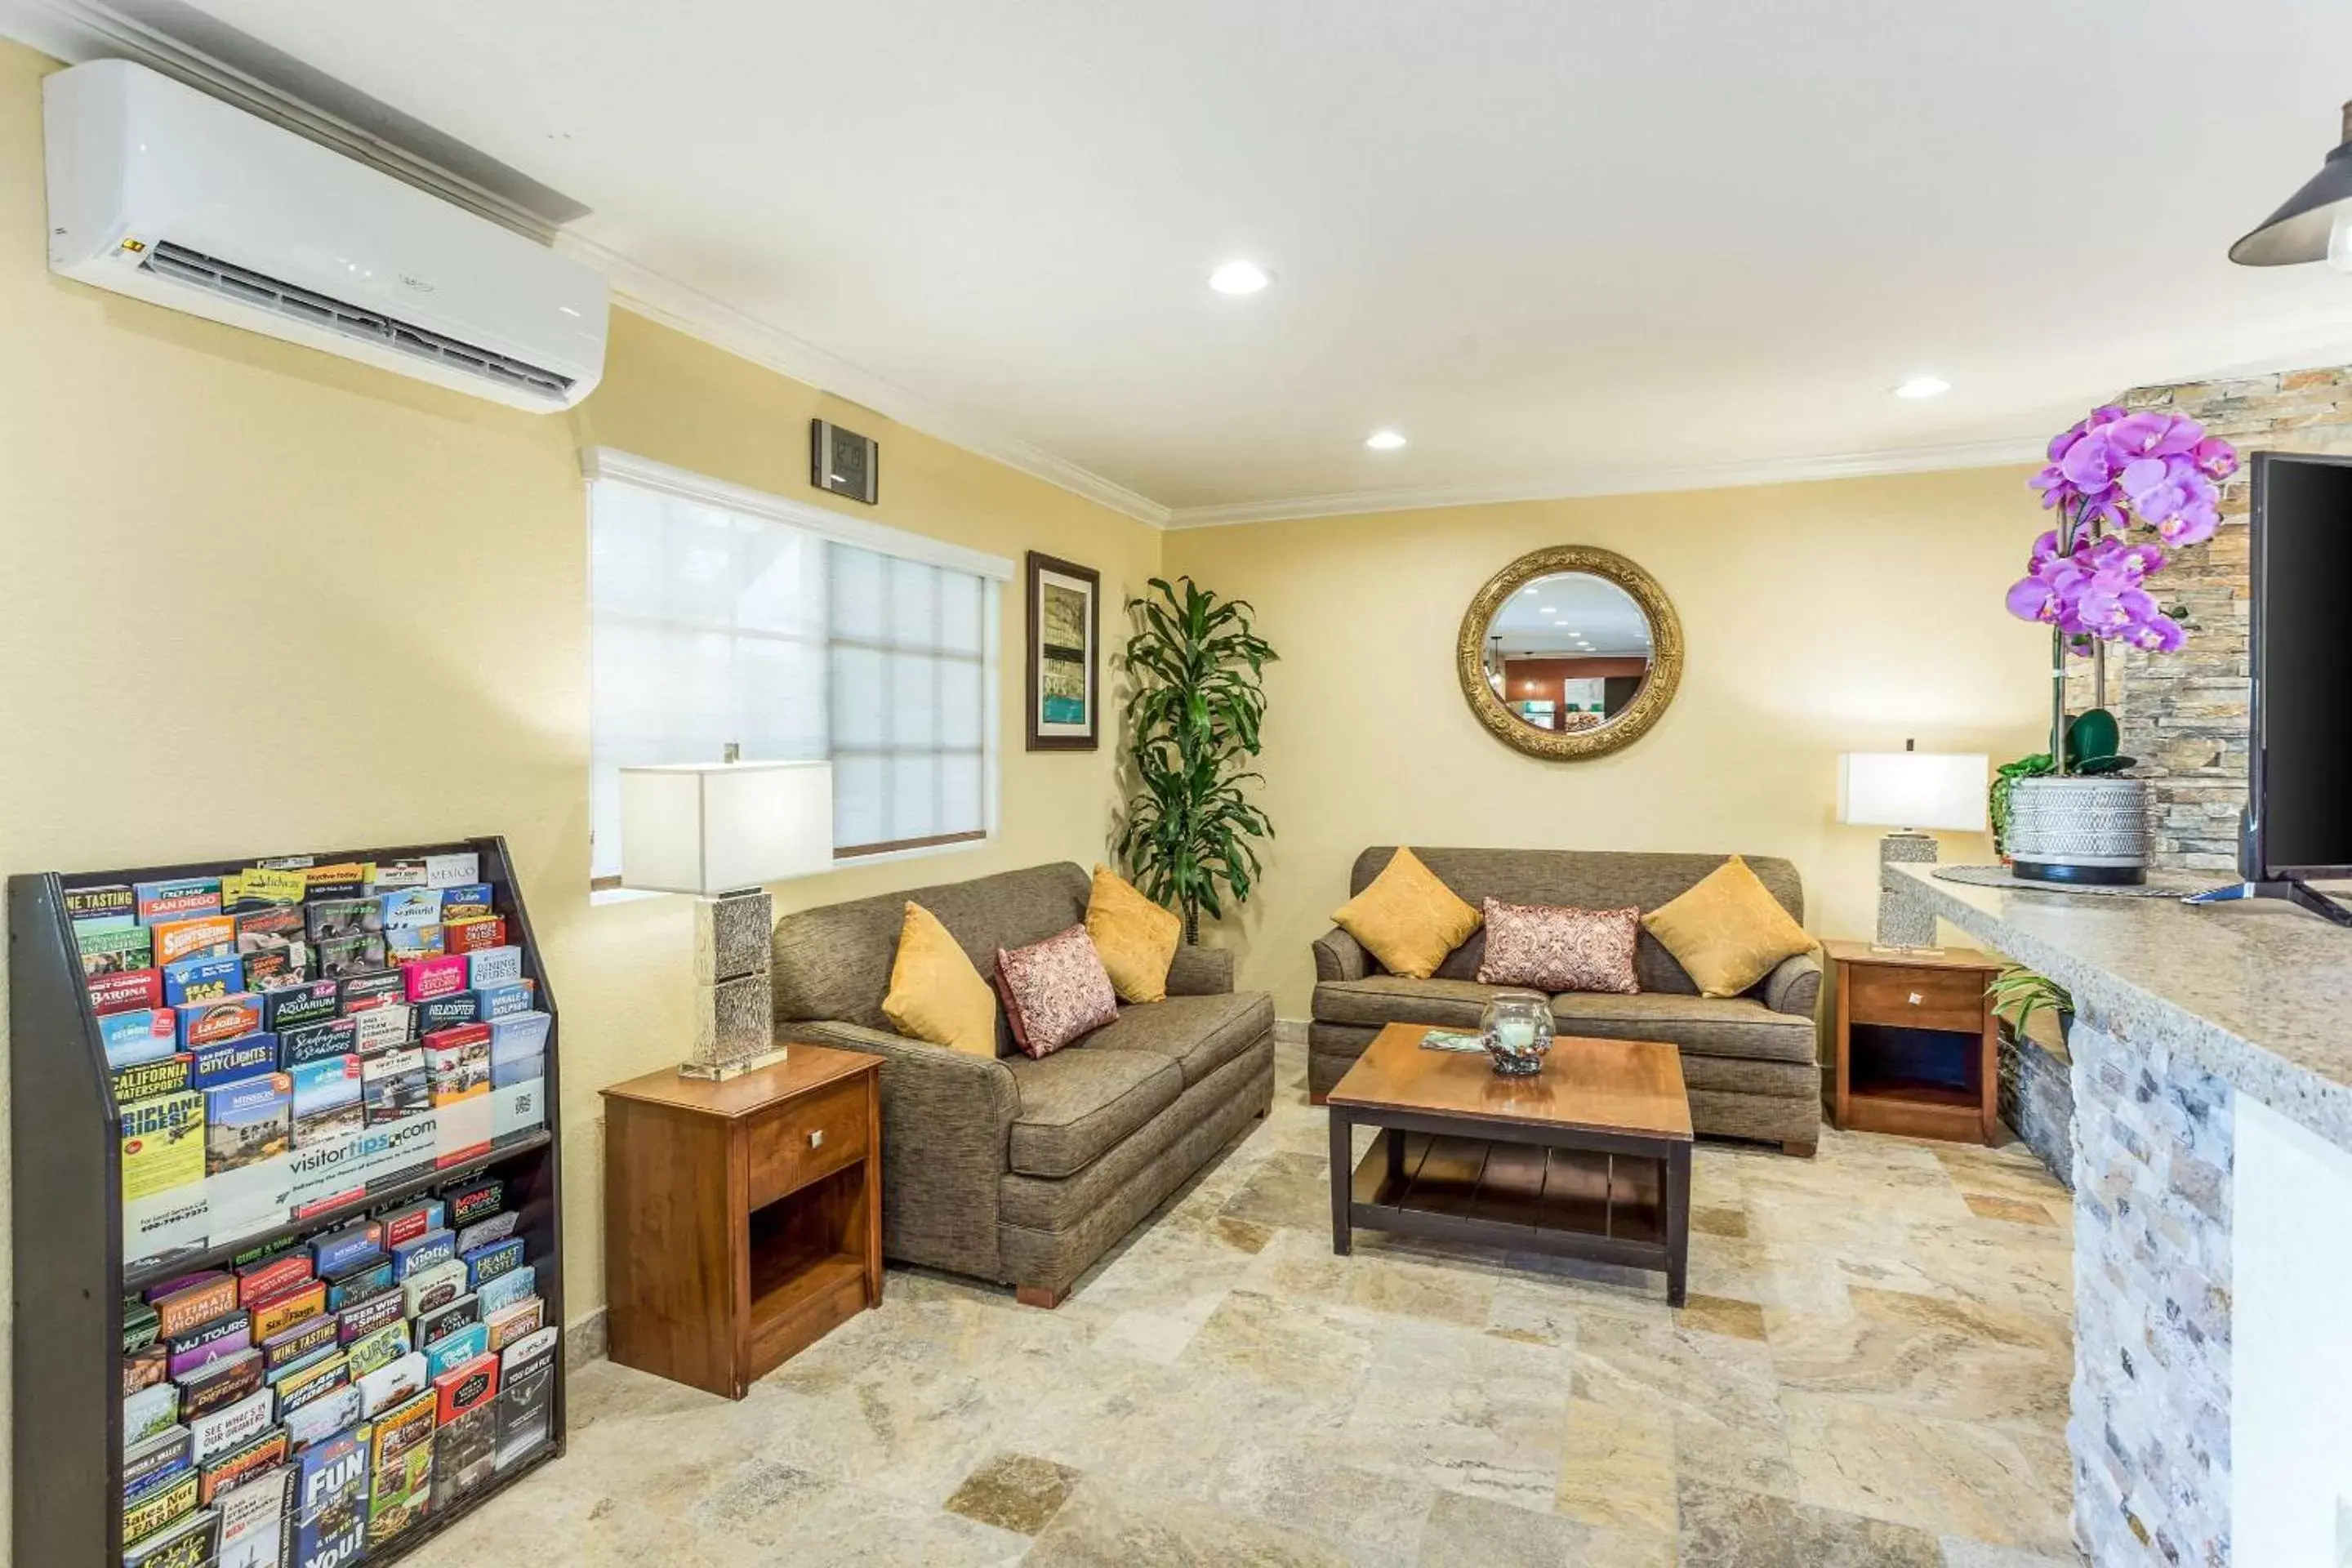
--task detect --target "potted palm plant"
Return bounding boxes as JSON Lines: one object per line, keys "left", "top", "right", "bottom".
{"left": 2002, "top": 408, "right": 2238, "bottom": 884}
{"left": 1116, "top": 577, "right": 1277, "bottom": 942}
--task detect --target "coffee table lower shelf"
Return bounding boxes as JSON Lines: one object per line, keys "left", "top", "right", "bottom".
{"left": 1337, "top": 1127, "right": 1688, "bottom": 1304}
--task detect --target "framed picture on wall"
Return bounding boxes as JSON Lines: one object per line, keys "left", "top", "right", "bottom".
{"left": 1025, "top": 551, "right": 1099, "bottom": 751}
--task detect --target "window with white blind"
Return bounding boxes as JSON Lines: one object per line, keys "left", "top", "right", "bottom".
{"left": 585, "top": 451, "right": 1005, "bottom": 886}
{"left": 828, "top": 546, "right": 994, "bottom": 857}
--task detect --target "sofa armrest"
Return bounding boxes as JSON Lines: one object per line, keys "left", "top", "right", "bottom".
{"left": 782, "top": 1019, "right": 1018, "bottom": 1280}
{"left": 1762, "top": 948, "right": 1824, "bottom": 1019}
{"left": 1164, "top": 944, "right": 1234, "bottom": 996}
{"left": 1313, "top": 927, "right": 1370, "bottom": 983}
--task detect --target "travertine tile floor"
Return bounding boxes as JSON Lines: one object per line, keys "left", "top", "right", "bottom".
{"left": 412, "top": 1040, "right": 2082, "bottom": 1566}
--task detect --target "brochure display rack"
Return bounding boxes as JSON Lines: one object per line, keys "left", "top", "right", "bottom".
{"left": 10, "top": 836, "right": 566, "bottom": 1566}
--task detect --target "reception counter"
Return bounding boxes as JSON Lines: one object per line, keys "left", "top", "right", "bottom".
{"left": 1890, "top": 864, "right": 2352, "bottom": 1567}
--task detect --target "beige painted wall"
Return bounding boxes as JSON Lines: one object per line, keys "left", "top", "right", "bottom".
{"left": 0, "top": 38, "right": 1158, "bottom": 1550}
{"left": 1162, "top": 471, "right": 2051, "bottom": 1015}
{"left": 0, "top": 36, "right": 2074, "bottom": 1551}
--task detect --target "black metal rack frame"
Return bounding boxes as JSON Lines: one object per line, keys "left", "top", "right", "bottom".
{"left": 9, "top": 835, "right": 566, "bottom": 1567}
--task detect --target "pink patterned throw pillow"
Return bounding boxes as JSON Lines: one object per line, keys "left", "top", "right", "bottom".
{"left": 1476, "top": 898, "right": 1642, "bottom": 994}
{"left": 995, "top": 925, "right": 1122, "bottom": 1058}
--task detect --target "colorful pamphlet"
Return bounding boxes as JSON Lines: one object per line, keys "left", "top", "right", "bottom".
{"left": 203, "top": 1073, "right": 292, "bottom": 1175}
{"left": 122, "top": 1091, "right": 206, "bottom": 1201}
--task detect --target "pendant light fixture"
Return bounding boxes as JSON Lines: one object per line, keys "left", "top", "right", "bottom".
{"left": 2231, "top": 101, "right": 2352, "bottom": 270}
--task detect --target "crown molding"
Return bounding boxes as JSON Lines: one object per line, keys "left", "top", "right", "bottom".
{"left": 18, "top": 0, "right": 2330, "bottom": 540}
{"left": 557, "top": 234, "right": 1174, "bottom": 527}
{"left": 0, "top": 0, "right": 565, "bottom": 238}
{"left": 0, "top": 0, "right": 1176, "bottom": 528}
{"left": 1160, "top": 436, "right": 2053, "bottom": 529}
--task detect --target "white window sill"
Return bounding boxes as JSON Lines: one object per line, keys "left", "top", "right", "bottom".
{"left": 590, "top": 833, "right": 994, "bottom": 905}
{"left": 831, "top": 834, "right": 996, "bottom": 871}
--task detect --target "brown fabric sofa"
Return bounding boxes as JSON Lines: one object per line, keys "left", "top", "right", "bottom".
{"left": 1310, "top": 848, "right": 1824, "bottom": 1154}
{"left": 770, "top": 862, "right": 1276, "bottom": 1304}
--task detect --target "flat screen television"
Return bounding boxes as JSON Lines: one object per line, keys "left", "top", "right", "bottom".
{"left": 2192, "top": 451, "right": 2352, "bottom": 924}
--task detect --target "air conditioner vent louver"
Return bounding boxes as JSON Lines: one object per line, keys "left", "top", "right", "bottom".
{"left": 142, "top": 241, "right": 576, "bottom": 399}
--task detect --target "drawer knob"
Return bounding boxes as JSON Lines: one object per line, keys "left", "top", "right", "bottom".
{"left": 808, "top": 1129, "right": 824, "bottom": 1150}
{"left": 1907, "top": 991, "right": 1922, "bottom": 1006}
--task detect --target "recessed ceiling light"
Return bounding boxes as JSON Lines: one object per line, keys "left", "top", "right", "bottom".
{"left": 1894, "top": 376, "right": 1952, "bottom": 399}
{"left": 1208, "top": 260, "right": 1272, "bottom": 296}
{"left": 1364, "top": 429, "right": 1407, "bottom": 452}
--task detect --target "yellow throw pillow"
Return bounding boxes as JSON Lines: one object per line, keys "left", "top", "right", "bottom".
{"left": 882, "top": 902, "right": 998, "bottom": 1057}
{"left": 1332, "top": 847, "right": 1482, "bottom": 980}
{"left": 1640, "top": 855, "right": 1816, "bottom": 999}
{"left": 1086, "top": 865, "right": 1183, "bottom": 1004}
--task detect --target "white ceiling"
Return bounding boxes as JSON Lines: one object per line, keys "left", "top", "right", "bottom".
{"left": 105, "top": 2, "right": 2352, "bottom": 520}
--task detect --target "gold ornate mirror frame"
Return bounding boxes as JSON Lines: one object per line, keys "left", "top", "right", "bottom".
{"left": 1455, "top": 545, "right": 1685, "bottom": 761}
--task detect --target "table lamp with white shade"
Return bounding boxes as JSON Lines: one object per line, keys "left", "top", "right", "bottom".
{"left": 619, "top": 751, "right": 834, "bottom": 1079}
{"left": 1838, "top": 742, "right": 1987, "bottom": 952}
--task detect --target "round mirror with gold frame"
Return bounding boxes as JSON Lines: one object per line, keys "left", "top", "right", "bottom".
{"left": 1456, "top": 546, "right": 1683, "bottom": 760}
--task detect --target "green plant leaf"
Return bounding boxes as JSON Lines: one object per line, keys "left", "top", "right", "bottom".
{"left": 2065, "top": 708, "right": 2120, "bottom": 767}
{"left": 1986, "top": 967, "right": 2072, "bottom": 1039}
{"left": 1988, "top": 752, "right": 2057, "bottom": 856}
{"left": 2072, "top": 754, "right": 2138, "bottom": 776}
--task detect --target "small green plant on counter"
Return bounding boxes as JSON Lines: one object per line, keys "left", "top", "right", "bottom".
{"left": 1989, "top": 753, "right": 2056, "bottom": 857}
{"left": 1987, "top": 967, "right": 2073, "bottom": 1041}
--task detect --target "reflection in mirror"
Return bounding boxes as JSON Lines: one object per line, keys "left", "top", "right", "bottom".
{"left": 1478, "top": 572, "right": 1655, "bottom": 736}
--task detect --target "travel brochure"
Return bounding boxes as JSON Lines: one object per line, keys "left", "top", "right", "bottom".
{"left": 47, "top": 845, "right": 563, "bottom": 1566}
{"left": 118, "top": 1166, "right": 559, "bottom": 1566}
{"left": 69, "top": 853, "right": 553, "bottom": 1272}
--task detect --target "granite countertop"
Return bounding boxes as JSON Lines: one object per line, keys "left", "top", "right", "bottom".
{"left": 1890, "top": 863, "right": 2352, "bottom": 1144}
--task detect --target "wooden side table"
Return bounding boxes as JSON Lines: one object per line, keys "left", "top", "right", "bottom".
{"left": 601, "top": 1042, "right": 882, "bottom": 1398}
{"left": 1826, "top": 939, "right": 2001, "bottom": 1146}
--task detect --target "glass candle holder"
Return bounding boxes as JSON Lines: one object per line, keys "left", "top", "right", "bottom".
{"left": 1479, "top": 990, "right": 1554, "bottom": 1077}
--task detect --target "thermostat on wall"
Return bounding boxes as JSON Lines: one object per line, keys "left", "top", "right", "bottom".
{"left": 811, "top": 418, "right": 879, "bottom": 505}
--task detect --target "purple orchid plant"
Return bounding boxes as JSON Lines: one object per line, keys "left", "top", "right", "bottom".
{"left": 2002, "top": 405, "right": 2238, "bottom": 777}
{"left": 2005, "top": 406, "right": 2238, "bottom": 654}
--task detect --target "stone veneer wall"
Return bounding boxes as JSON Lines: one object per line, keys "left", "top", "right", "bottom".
{"left": 1998, "top": 1020, "right": 2074, "bottom": 1192}
{"left": 2069, "top": 1014, "right": 2234, "bottom": 1566}
{"left": 2065, "top": 366, "right": 2352, "bottom": 874}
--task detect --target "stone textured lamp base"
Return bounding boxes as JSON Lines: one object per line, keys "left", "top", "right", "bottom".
{"left": 1874, "top": 831, "right": 1939, "bottom": 951}
{"left": 679, "top": 889, "right": 782, "bottom": 1080}
{"left": 695, "top": 890, "right": 775, "bottom": 984}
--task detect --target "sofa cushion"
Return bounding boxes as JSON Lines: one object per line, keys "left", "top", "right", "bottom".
{"left": 1005, "top": 1046, "right": 1183, "bottom": 1178}
{"left": 1343, "top": 848, "right": 1804, "bottom": 995}
{"left": 881, "top": 902, "right": 999, "bottom": 1058}
{"left": 995, "top": 925, "right": 1120, "bottom": 1058}
{"left": 1548, "top": 991, "right": 1819, "bottom": 1065}
{"left": 773, "top": 862, "right": 1090, "bottom": 1038}
{"left": 1331, "top": 848, "right": 1483, "bottom": 979}
{"left": 1638, "top": 855, "right": 1817, "bottom": 999}
{"left": 1084, "top": 991, "right": 1274, "bottom": 1087}
{"left": 1086, "top": 865, "right": 1183, "bottom": 1004}
{"left": 1000, "top": 1041, "right": 1271, "bottom": 1232}
{"left": 1476, "top": 898, "right": 1640, "bottom": 994}
{"left": 1312, "top": 974, "right": 1512, "bottom": 1030}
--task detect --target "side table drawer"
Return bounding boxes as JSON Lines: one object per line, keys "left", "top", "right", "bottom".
{"left": 747, "top": 1077, "right": 869, "bottom": 1209}
{"left": 1846, "top": 965, "right": 1984, "bottom": 1033}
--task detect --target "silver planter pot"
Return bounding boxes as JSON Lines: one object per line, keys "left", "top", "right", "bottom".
{"left": 2006, "top": 777, "right": 2151, "bottom": 886}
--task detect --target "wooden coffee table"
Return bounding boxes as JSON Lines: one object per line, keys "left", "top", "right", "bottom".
{"left": 1325, "top": 1022, "right": 1695, "bottom": 1304}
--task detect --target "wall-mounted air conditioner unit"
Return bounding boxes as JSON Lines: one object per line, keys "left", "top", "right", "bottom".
{"left": 43, "top": 59, "right": 608, "bottom": 412}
